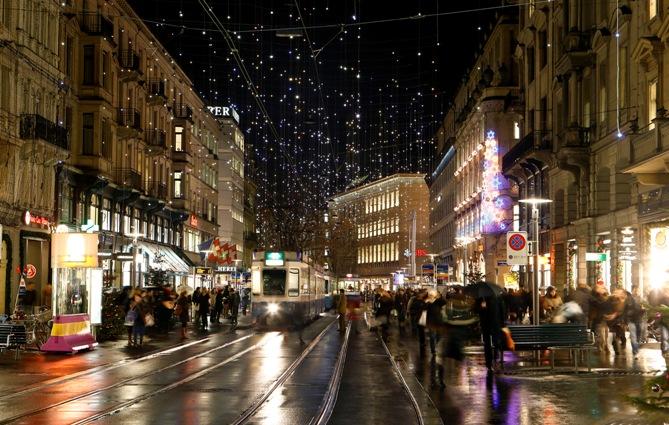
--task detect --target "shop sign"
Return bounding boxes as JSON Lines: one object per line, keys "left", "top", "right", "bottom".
{"left": 24, "top": 264, "right": 37, "bottom": 279}
{"left": 215, "top": 266, "right": 236, "bottom": 273}
{"left": 51, "top": 233, "right": 99, "bottom": 268}
{"left": 195, "top": 267, "right": 211, "bottom": 275}
{"left": 421, "top": 263, "right": 434, "bottom": 275}
{"left": 23, "top": 210, "right": 50, "bottom": 227}
{"left": 416, "top": 249, "right": 428, "bottom": 257}
{"left": 115, "top": 253, "right": 133, "bottom": 261}
{"left": 585, "top": 252, "right": 608, "bottom": 262}
{"left": 207, "top": 106, "right": 240, "bottom": 123}
{"left": 506, "top": 231, "right": 528, "bottom": 265}
{"left": 189, "top": 214, "right": 198, "bottom": 227}
{"left": 264, "top": 251, "right": 285, "bottom": 266}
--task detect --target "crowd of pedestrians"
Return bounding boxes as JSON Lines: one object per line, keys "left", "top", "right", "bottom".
{"left": 116, "top": 284, "right": 250, "bottom": 347}
{"left": 361, "top": 282, "right": 669, "bottom": 372}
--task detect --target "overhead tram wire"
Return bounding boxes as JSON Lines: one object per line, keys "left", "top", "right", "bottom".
{"left": 197, "top": 0, "right": 311, "bottom": 199}
{"left": 294, "top": 0, "right": 335, "bottom": 197}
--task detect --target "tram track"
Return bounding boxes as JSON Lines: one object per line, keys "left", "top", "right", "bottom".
{"left": 0, "top": 334, "right": 217, "bottom": 403}
{"left": 0, "top": 333, "right": 258, "bottom": 425}
{"left": 231, "top": 319, "right": 338, "bottom": 425}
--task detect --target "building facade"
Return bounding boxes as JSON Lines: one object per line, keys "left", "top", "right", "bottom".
{"left": 433, "top": 15, "right": 522, "bottom": 287}
{"left": 0, "top": 0, "right": 68, "bottom": 312}
{"left": 329, "top": 174, "right": 430, "bottom": 287}
{"left": 0, "top": 0, "right": 224, "bottom": 310}
{"left": 215, "top": 106, "right": 245, "bottom": 278}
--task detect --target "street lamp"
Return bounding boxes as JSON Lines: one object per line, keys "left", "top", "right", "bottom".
{"left": 125, "top": 229, "right": 145, "bottom": 288}
{"left": 519, "top": 198, "right": 552, "bottom": 326}
{"left": 455, "top": 236, "right": 476, "bottom": 284}
{"left": 200, "top": 249, "right": 213, "bottom": 289}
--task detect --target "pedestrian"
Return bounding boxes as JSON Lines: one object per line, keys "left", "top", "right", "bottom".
{"left": 337, "top": 289, "right": 347, "bottom": 332}
{"left": 409, "top": 290, "right": 428, "bottom": 353}
{"left": 473, "top": 291, "right": 506, "bottom": 373}
{"left": 222, "top": 285, "right": 231, "bottom": 319}
{"left": 214, "top": 289, "right": 224, "bottom": 324}
{"left": 175, "top": 291, "right": 190, "bottom": 339}
{"left": 647, "top": 286, "right": 669, "bottom": 365}
{"left": 591, "top": 286, "right": 610, "bottom": 353}
{"left": 375, "top": 290, "right": 393, "bottom": 341}
{"left": 118, "top": 287, "right": 134, "bottom": 346}
{"left": 229, "top": 288, "right": 241, "bottom": 327}
{"left": 568, "top": 282, "right": 593, "bottom": 326}
{"left": 198, "top": 288, "right": 210, "bottom": 331}
{"left": 241, "top": 288, "right": 250, "bottom": 316}
{"left": 426, "top": 290, "right": 446, "bottom": 356}
{"left": 131, "top": 293, "right": 147, "bottom": 347}
{"left": 606, "top": 289, "right": 628, "bottom": 356}
{"left": 624, "top": 287, "right": 644, "bottom": 358}
{"left": 192, "top": 287, "right": 201, "bottom": 326}
{"left": 542, "top": 286, "right": 563, "bottom": 322}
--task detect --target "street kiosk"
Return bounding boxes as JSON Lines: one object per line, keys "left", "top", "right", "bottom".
{"left": 41, "top": 232, "right": 101, "bottom": 353}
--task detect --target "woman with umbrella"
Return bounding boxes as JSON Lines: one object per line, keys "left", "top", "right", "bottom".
{"left": 466, "top": 282, "right": 507, "bottom": 373}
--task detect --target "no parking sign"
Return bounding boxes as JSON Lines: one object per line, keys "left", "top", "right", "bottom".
{"left": 506, "top": 232, "right": 528, "bottom": 265}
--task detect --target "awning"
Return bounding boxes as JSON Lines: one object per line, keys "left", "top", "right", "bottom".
{"left": 137, "top": 242, "right": 191, "bottom": 276}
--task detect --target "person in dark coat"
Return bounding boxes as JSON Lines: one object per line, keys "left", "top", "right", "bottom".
{"left": 175, "top": 291, "right": 190, "bottom": 338}
{"left": 375, "top": 290, "right": 393, "bottom": 341}
{"left": 426, "top": 291, "right": 446, "bottom": 356}
{"left": 214, "top": 289, "right": 224, "bottom": 324}
{"left": 229, "top": 288, "right": 241, "bottom": 326}
{"left": 568, "top": 283, "right": 594, "bottom": 327}
{"left": 408, "top": 290, "right": 428, "bottom": 352}
{"left": 473, "top": 292, "right": 506, "bottom": 372}
{"left": 198, "top": 288, "right": 210, "bottom": 331}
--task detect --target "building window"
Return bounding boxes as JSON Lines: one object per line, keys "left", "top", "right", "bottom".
{"left": 102, "top": 51, "right": 109, "bottom": 90}
{"left": 83, "top": 45, "right": 95, "bottom": 85}
{"left": 82, "top": 113, "right": 94, "bottom": 155}
{"left": 527, "top": 47, "right": 535, "bottom": 84}
{"left": 174, "top": 171, "right": 183, "bottom": 198}
{"left": 650, "top": 0, "right": 657, "bottom": 19}
{"left": 649, "top": 80, "right": 658, "bottom": 129}
{"left": 513, "top": 122, "right": 520, "bottom": 140}
{"left": 174, "top": 126, "right": 183, "bottom": 151}
{"left": 101, "top": 118, "right": 111, "bottom": 159}
{"left": 59, "top": 184, "right": 74, "bottom": 223}
{"left": 538, "top": 30, "right": 547, "bottom": 69}
{"left": 100, "top": 198, "right": 111, "bottom": 231}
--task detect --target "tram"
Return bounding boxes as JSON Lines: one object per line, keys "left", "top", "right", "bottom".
{"left": 251, "top": 251, "right": 330, "bottom": 328}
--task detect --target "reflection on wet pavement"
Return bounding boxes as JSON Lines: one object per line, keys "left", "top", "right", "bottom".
{"left": 384, "top": 325, "right": 669, "bottom": 425}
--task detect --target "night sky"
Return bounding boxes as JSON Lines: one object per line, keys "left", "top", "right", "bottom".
{"left": 127, "top": 0, "right": 503, "bottom": 209}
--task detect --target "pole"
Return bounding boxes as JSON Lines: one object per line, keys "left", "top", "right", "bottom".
{"left": 131, "top": 235, "right": 138, "bottom": 288}
{"left": 532, "top": 205, "right": 540, "bottom": 326}
{"left": 410, "top": 210, "right": 416, "bottom": 278}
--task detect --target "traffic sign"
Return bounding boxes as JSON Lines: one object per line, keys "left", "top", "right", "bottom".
{"left": 506, "top": 231, "right": 529, "bottom": 265}
{"left": 24, "top": 264, "right": 37, "bottom": 279}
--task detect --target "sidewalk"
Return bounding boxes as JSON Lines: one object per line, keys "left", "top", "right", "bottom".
{"left": 382, "top": 320, "right": 669, "bottom": 425}
{"left": 0, "top": 313, "right": 254, "bottom": 394}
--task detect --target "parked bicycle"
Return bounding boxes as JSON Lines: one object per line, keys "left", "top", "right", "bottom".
{"left": 17, "top": 307, "right": 52, "bottom": 350}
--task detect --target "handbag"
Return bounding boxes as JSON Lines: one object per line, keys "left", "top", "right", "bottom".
{"left": 144, "top": 313, "right": 155, "bottom": 327}
{"left": 418, "top": 310, "right": 427, "bottom": 327}
{"left": 124, "top": 309, "right": 137, "bottom": 326}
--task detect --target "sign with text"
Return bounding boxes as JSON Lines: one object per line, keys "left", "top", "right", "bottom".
{"left": 506, "top": 231, "right": 528, "bottom": 265}
{"left": 585, "top": 252, "right": 608, "bottom": 262}
{"left": 194, "top": 267, "right": 212, "bottom": 275}
{"left": 207, "top": 106, "right": 240, "bottom": 124}
{"left": 264, "top": 251, "right": 285, "bottom": 266}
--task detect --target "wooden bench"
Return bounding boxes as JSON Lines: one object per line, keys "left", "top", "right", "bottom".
{"left": 0, "top": 324, "right": 27, "bottom": 359}
{"left": 503, "top": 324, "right": 595, "bottom": 373}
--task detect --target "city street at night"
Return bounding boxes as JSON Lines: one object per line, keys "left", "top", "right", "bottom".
{"left": 1, "top": 0, "right": 669, "bottom": 424}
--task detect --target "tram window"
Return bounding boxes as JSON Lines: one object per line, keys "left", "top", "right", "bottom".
{"left": 263, "top": 269, "right": 286, "bottom": 295}
{"left": 288, "top": 268, "right": 299, "bottom": 297}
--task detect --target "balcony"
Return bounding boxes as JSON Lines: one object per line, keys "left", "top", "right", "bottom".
{"left": 173, "top": 103, "right": 193, "bottom": 122}
{"left": 118, "top": 49, "right": 142, "bottom": 82}
{"left": 79, "top": 13, "right": 115, "bottom": 42}
{"left": 147, "top": 79, "right": 167, "bottom": 105}
{"left": 116, "top": 108, "right": 141, "bottom": 138}
{"left": 502, "top": 130, "right": 551, "bottom": 172}
{"left": 145, "top": 129, "right": 167, "bottom": 154}
{"left": 146, "top": 181, "right": 168, "bottom": 200}
{"left": 19, "top": 114, "right": 69, "bottom": 150}
{"left": 113, "top": 168, "right": 142, "bottom": 191}
{"left": 559, "top": 126, "right": 590, "bottom": 148}
{"left": 171, "top": 147, "right": 192, "bottom": 163}
{"left": 555, "top": 30, "right": 594, "bottom": 76}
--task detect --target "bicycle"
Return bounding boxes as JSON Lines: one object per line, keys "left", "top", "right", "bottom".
{"left": 20, "top": 307, "right": 52, "bottom": 350}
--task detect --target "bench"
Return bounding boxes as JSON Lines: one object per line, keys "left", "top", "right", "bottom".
{"left": 0, "top": 324, "right": 27, "bottom": 359}
{"left": 503, "top": 324, "right": 595, "bottom": 373}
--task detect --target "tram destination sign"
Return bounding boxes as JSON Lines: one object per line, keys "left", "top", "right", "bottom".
{"left": 265, "top": 251, "right": 285, "bottom": 266}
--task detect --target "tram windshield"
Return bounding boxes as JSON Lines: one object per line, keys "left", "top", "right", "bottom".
{"left": 263, "top": 269, "right": 286, "bottom": 295}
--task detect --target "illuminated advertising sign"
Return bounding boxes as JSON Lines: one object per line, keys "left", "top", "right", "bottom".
{"left": 207, "top": 106, "right": 240, "bottom": 124}
{"left": 264, "top": 251, "right": 285, "bottom": 266}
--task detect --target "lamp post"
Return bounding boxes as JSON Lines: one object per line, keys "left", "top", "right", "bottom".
{"left": 125, "top": 229, "right": 145, "bottom": 288}
{"left": 455, "top": 236, "right": 475, "bottom": 284}
{"left": 519, "top": 198, "right": 552, "bottom": 326}
{"left": 200, "top": 249, "right": 213, "bottom": 289}
{"left": 428, "top": 253, "right": 437, "bottom": 286}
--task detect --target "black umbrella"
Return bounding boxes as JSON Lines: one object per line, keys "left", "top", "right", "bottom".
{"left": 463, "top": 281, "right": 504, "bottom": 299}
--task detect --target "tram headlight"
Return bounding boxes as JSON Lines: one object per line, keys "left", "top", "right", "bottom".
{"left": 268, "top": 303, "right": 279, "bottom": 314}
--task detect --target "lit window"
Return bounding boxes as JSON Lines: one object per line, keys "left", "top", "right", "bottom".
{"left": 513, "top": 122, "right": 520, "bottom": 140}
{"left": 649, "top": 80, "right": 658, "bottom": 129}
{"left": 650, "top": 0, "right": 657, "bottom": 19}
{"left": 174, "top": 126, "right": 183, "bottom": 151}
{"left": 174, "top": 171, "right": 183, "bottom": 198}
